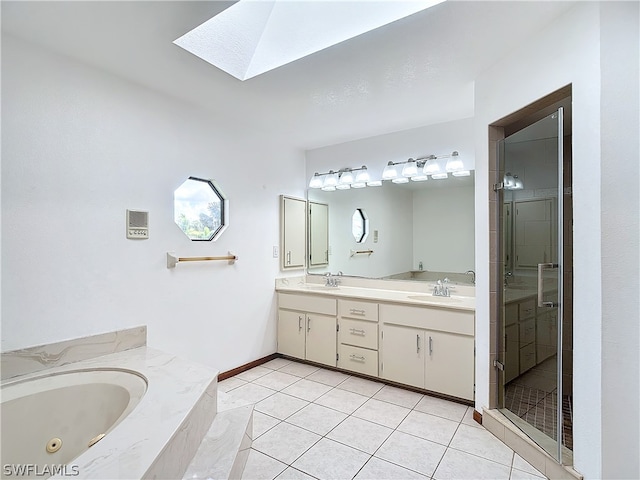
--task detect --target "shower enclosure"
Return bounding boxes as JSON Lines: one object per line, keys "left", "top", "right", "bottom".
{"left": 496, "top": 105, "right": 573, "bottom": 465}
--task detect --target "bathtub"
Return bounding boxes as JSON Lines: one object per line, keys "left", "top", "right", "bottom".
{"left": 1, "top": 369, "right": 147, "bottom": 480}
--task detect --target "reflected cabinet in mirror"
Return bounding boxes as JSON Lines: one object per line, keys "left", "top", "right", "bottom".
{"left": 307, "top": 174, "right": 475, "bottom": 281}
{"left": 174, "top": 177, "right": 228, "bottom": 241}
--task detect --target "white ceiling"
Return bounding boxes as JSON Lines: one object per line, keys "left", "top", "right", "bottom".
{"left": 1, "top": 1, "right": 576, "bottom": 150}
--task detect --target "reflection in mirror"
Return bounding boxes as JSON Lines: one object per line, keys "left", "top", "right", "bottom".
{"left": 174, "top": 177, "right": 228, "bottom": 241}
{"left": 352, "top": 208, "right": 369, "bottom": 243}
{"left": 307, "top": 174, "right": 475, "bottom": 281}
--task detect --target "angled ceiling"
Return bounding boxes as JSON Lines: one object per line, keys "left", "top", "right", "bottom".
{"left": 1, "top": 1, "right": 576, "bottom": 150}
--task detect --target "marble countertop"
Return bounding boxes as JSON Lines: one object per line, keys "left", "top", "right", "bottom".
{"left": 276, "top": 278, "right": 475, "bottom": 312}
{"left": 2, "top": 347, "right": 219, "bottom": 480}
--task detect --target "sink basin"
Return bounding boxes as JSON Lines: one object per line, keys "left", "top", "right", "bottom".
{"left": 407, "top": 295, "right": 462, "bottom": 303}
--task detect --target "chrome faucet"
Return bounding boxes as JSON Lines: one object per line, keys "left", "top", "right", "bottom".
{"left": 433, "top": 279, "right": 451, "bottom": 297}
{"left": 465, "top": 270, "right": 476, "bottom": 285}
{"left": 324, "top": 272, "right": 340, "bottom": 287}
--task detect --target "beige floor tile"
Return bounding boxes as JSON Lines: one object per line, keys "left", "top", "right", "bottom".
{"left": 252, "top": 422, "right": 321, "bottom": 465}
{"left": 375, "top": 430, "right": 446, "bottom": 477}
{"left": 254, "top": 392, "right": 309, "bottom": 420}
{"left": 373, "top": 384, "right": 424, "bottom": 408}
{"left": 281, "top": 379, "right": 333, "bottom": 402}
{"left": 352, "top": 398, "right": 411, "bottom": 429}
{"left": 314, "top": 387, "right": 369, "bottom": 414}
{"left": 292, "top": 438, "right": 370, "bottom": 480}
{"left": 397, "top": 410, "right": 460, "bottom": 446}
{"left": 433, "top": 448, "right": 511, "bottom": 480}
{"left": 355, "top": 457, "right": 429, "bottom": 480}
{"left": 286, "top": 403, "right": 348, "bottom": 435}
{"left": 241, "top": 449, "right": 287, "bottom": 480}
{"left": 327, "top": 416, "right": 393, "bottom": 454}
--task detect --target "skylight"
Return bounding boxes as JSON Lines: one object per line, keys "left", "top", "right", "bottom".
{"left": 174, "top": 0, "right": 445, "bottom": 81}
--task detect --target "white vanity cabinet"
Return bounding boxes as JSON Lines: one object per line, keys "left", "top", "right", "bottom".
{"left": 277, "top": 293, "right": 337, "bottom": 367}
{"left": 337, "top": 299, "right": 379, "bottom": 377}
{"left": 380, "top": 304, "right": 475, "bottom": 401}
{"left": 280, "top": 196, "right": 307, "bottom": 270}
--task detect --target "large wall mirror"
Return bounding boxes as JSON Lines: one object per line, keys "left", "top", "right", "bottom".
{"left": 307, "top": 174, "right": 475, "bottom": 281}
{"left": 174, "top": 177, "right": 229, "bottom": 241}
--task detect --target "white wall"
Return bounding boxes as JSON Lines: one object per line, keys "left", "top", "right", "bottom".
{"left": 475, "top": 2, "right": 639, "bottom": 478}
{"left": 413, "top": 186, "right": 475, "bottom": 273}
{"left": 599, "top": 2, "right": 640, "bottom": 479}
{"left": 1, "top": 36, "right": 306, "bottom": 373}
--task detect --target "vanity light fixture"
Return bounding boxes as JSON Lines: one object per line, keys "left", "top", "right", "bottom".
{"left": 310, "top": 166, "right": 375, "bottom": 192}
{"left": 503, "top": 173, "right": 524, "bottom": 190}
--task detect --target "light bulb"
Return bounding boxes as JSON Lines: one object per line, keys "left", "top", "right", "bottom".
{"left": 445, "top": 151, "right": 464, "bottom": 172}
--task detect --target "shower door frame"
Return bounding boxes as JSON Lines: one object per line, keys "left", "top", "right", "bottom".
{"left": 486, "top": 85, "right": 572, "bottom": 466}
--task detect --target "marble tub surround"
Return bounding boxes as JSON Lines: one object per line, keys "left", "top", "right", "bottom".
{"left": 1, "top": 346, "right": 219, "bottom": 480}
{"left": 183, "top": 405, "right": 253, "bottom": 480}
{"left": 1, "top": 325, "right": 147, "bottom": 380}
{"left": 275, "top": 276, "right": 475, "bottom": 311}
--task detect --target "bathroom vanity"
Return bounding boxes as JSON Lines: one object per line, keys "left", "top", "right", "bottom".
{"left": 275, "top": 278, "right": 475, "bottom": 402}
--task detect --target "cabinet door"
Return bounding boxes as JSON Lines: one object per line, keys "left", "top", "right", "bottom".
{"left": 380, "top": 324, "right": 424, "bottom": 388}
{"left": 425, "top": 331, "right": 474, "bottom": 400}
{"left": 505, "top": 323, "right": 519, "bottom": 384}
{"left": 305, "top": 313, "right": 337, "bottom": 367}
{"left": 277, "top": 309, "right": 306, "bottom": 359}
{"left": 281, "top": 196, "right": 306, "bottom": 269}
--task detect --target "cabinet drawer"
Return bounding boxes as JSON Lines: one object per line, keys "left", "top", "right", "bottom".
{"left": 339, "top": 318, "right": 378, "bottom": 350}
{"left": 505, "top": 303, "right": 519, "bottom": 326}
{"left": 379, "top": 304, "right": 474, "bottom": 336}
{"left": 519, "top": 318, "right": 535, "bottom": 344}
{"left": 519, "top": 343, "right": 536, "bottom": 373}
{"left": 519, "top": 299, "right": 536, "bottom": 320}
{"left": 338, "top": 344, "right": 378, "bottom": 377}
{"left": 339, "top": 299, "right": 378, "bottom": 322}
{"left": 278, "top": 293, "right": 336, "bottom": 316}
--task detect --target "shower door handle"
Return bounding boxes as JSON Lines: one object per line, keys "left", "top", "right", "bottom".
{"left": 537, "top": 263, "right": 558, "bottom": 308}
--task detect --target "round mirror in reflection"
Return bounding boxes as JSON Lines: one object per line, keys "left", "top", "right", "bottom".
{"left": 174, "top": 177, "right": 227, "bottom": 241}
{"left": 352, "top": 208, "right": 369, "bottom": 243}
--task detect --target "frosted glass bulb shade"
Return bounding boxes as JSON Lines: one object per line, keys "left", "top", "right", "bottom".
{"left": 382, "top": 163, "right": 399, "bottom": 180}
{"left": 411, "top": 174, "right": 429, "bottom": 181}
{"left": 354, "top": 167, "right": 370, "bottom": 184}
{"left": 339, "top": 170, "right": 354, "bottom": 185}
{"left": 445, "top": 152, "right": 464, "bottom": 172}
{"left": 323, "top": 171, "right": 339, "bottom": 188}
{"left": 402, "top": 160, "right": 418, "bottom": 177}
{"left": 392, "top": 177, "right": 409, "bottom": 184}
{"left": 513, "top": 176, "right": 524, "bottom": 189}
{"left": 504, "top": 173, "right": 515, "bottom": 188}
{"left": 309, "top": 174, "right": 323, "bottom": 189}
{"left": 423, "top": 158, "right": 442, "bottom": 175}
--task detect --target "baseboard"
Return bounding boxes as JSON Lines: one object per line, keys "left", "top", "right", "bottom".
{"left": 218, "top": 353, "right": 279, "bottom": 381}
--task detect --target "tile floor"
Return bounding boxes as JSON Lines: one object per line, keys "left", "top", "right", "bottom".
{"left": 218, "top": 358, "right": 548, "bottom": 480}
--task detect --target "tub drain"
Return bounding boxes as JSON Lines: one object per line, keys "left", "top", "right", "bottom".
{"left": 46, "top": 438, "right": 62, "bottom": 453}
{"left": 88, "top": 433, "right": 105, "bottom": 448}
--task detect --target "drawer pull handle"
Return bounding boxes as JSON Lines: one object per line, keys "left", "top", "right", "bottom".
{"left": 349, "top": 354, "right": 366, "bottom": 362}
{"left": 307, "top": 317, "right": 311, "bottom": 332}
{"left": 350, "top": 309, "right": 366, "bottom": 316}
{"left": 349, "top": 328, "right": 366, "bottom": 336}
{"left": 298, "top": 316, "right": 303, "bottom": 331}
{"left": 429, "top": 336, "right": 433, "bottom": 356}
{"left": 416, "top": 334, "right": 420, "bottom": 353}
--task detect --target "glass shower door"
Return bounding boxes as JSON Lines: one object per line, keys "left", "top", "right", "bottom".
{"left": 498, "top": 108, "right": 568, "bottom": 463}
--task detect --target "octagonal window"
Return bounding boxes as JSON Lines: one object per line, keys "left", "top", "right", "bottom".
{"left": 174, "top": 177, "right": 228, "bottom": 241}
{"left": 352, "top": 208, "right": 369, "bottom": 243}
